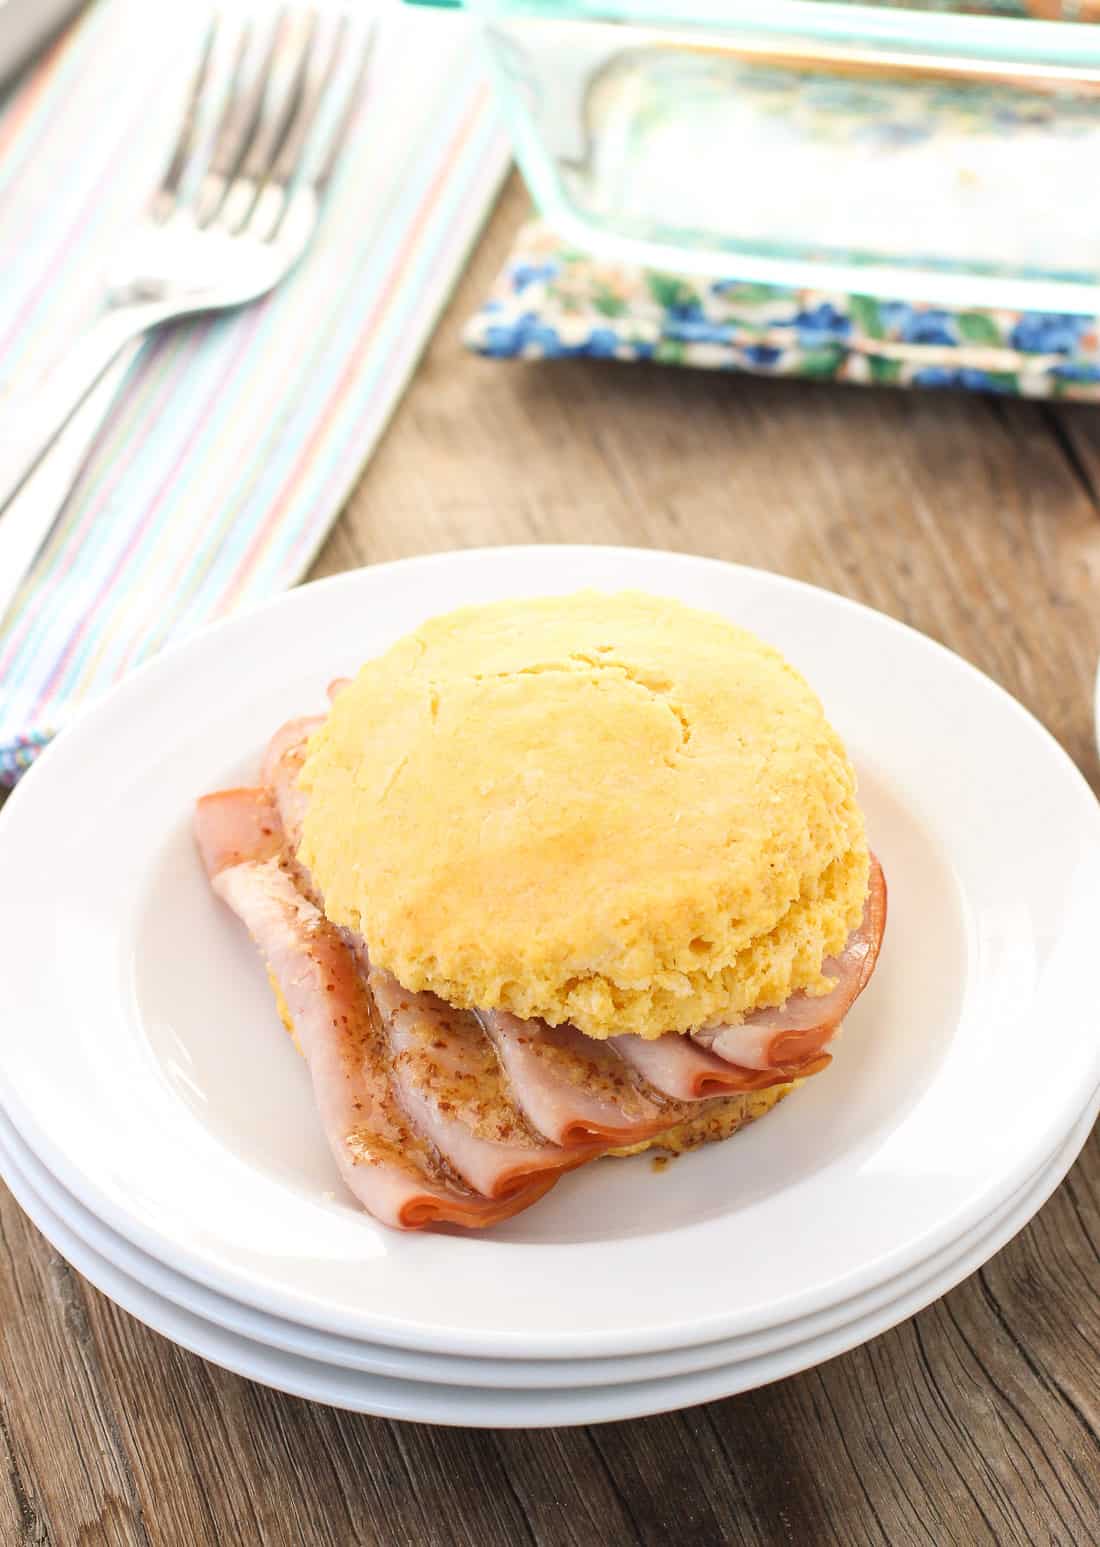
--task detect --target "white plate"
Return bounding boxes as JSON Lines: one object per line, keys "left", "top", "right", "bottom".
{"left": 3, "top": 1094, "right": 1094, "bottom": 1427}
{"left": 2, "top": 1092, "right": 1092, "bottom": 1391}
{"left": 2, "top": 546, "right": 1099, "bottom": 1360}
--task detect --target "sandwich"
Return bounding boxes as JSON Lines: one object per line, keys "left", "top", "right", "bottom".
{"left": 195, "top": 591, "right": 886, "bottom": 1230}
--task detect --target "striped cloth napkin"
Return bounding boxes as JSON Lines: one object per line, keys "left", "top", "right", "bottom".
{"left": 0, "top": 0, "right": 508, "bottom": 785}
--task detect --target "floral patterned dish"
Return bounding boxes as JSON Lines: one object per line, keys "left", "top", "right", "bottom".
{"left": 467, "top": 219, "right": 1100, "bottom": 397}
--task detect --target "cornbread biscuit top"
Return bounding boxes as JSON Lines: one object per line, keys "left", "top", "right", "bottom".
{"left": 298, "top": 591, "right": 869, "bottom": 1040}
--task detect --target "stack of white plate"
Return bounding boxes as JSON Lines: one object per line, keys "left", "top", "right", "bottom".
{"left": 2, "top": 547, "right": 1099, "bottom": 1428}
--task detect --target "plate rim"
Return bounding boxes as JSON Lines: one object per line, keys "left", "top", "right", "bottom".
{"left": 0, "top": 1094, "right": 1086, "bottom": 1390}
{"left": 4, "top": 1086, "right": 1095, "bottom": 1427}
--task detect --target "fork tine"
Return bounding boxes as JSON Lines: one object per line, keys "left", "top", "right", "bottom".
{"left": 311, "top": 17, "right": 373, "bottom": 198}
{"left": 209, "top": 12, "right": 282, "bottom": 180}
{"left": 193, "top": 11, "right": 276, "bottom": 227}
{"left": 266, "top": 12, "right": 355, "bottom": 197}
{"left": 249, "top": 13, "right": 372, "bottom": 244}
{"left": 150, "top": 16, "right": 219, "bottom": 221}
{"left": 238, "top": 11, "right": 349, "bottom": 244}
{"left": 241, "top": 11, "right": 321, "bottom": 183}
{"left": 217, "top": 9, "right": 321, "bottom": 234}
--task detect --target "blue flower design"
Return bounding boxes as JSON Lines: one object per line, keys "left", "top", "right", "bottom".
{"left": 912, "top": 366, "right": 1011, "bottom": 392}
{"left": 665, "top": 317, "right": 738, "bottom": 345}
{"left": 525, "top": 320, "right": 591, "bottom": 358}
{"left": 1009, "top": 313, "right": 1091, "bottom": 356}
{"left": 742, "top": 344, "right": 782, "bottom": 369}
{"left": 877, "top": 301, "right": 915, "bottom": 337}
{"left": 476, "top": 312, "right": 590, "bottom": 359}
{"left": 666, "top": 298, "right": 706, "bottom": 323}
{"left": 586, "top": 327, "right": 620, "bottom": 359}
{"left": 915, "top": 366, "right": 962, "bottom": 389}
{"left": 1052, "top": 361, "right": 1100, "bottom": 383}
{"left": 508, "top": 260, "right": 560, "bottom": 294}
{"left": 478, "top": 322, "right": 524, "bottom": 358}
{"left": 901, "top": 310, "right": 958, "bottom": 347}
{"left": 792, "top": 303, "right": 852, "bottom": 348}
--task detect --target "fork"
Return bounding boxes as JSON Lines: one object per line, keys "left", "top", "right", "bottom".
{"left": 0, "top": 5, "right": 372, "bottom": 625}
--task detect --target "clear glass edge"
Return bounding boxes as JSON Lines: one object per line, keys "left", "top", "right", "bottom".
{"left": 406, "top": 0, "right": 1100, "bottom": 309}
{"left": 456, "top": 0, "right": 1100, "bottom": 68}
{"left": 487, "top": 42, "right": 1100, "bottom": 311}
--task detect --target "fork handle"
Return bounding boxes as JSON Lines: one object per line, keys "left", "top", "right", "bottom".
{"left": 0, "top": 334, "right": 144, "bottom": 628}
{"left": 0, "top": 309, "right": 148, "bottom": 523}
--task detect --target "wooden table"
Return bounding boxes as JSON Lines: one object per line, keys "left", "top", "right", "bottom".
{"left": 4, "top": 177, "right": 1100, "bottom": 1547}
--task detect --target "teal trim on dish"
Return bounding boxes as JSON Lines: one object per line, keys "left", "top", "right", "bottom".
{"left": 453, "top": 1, "right": 1100, "bottom": 67}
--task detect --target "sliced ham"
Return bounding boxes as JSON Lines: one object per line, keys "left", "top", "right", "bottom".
{"left": 194, "top": 787, "right": 282, "bottom": 878}
{"left": 261, "top": 715, "right": 325, "bottom": 852}
{"left": 610, "top": 1032, "right": 802, "bottom": 1101}
{"left": 368, "top": 968, "right": 599, "bottom": 1199}
{"left": 692, "top": 853, "right": 887, "bottom": 1073}
{"left": 478, "top": 1011, "right": 679, "bottom": 1148}
{"left": 612, "top": 854, "right": 886, "bottom": 1098}
{"left": 194, "top": 792, "right": 557, "bottom": 1231}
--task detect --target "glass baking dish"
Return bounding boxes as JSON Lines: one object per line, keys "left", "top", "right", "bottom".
{"left": 408, "top": 0, "right": 1100, "bottom": 312}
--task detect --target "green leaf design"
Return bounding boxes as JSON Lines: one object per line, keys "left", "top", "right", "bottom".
{"left": 798, "top": 347, "right": 846, "bottom": 379}
{"left": 593, "top": 288, "right": 627, "bottom": 318}
{"left": 849, "top": 294, "right": 885, "bottom": 340}
{"left": 717, "top": 281, "right": 783, "bottom": 305}
{"left": 869, "top": 355, "right": 903, "bottom": 384}
{"left": 654, "top": 339, "right": 686, "bottom": 365}
{"left": 956, "top": 312, "right": 1002, "bottom": 347}
{"left": 647, "top": 273, "right": 699, "bottom": 312}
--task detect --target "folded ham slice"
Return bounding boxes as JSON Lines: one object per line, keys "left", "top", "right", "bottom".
{"left": 196, "top": 791, "right": 557, "bottom": 1230}
{"left": 368, "top": 969, "right": 599, "bottom": 1199}
{"left": 194, "top": 787, "right": 283, "bottom": 877}
{"left": 693, "top": 853, "right": 887, "bottom": 1072}
{"left": 611, "top": 855, "right": 886, "bottom": 1099}
{"left": 478, "top": 1011, "right": 680, "bottom": 1148}
{"left": 610, "top": 1032, "right": 800, "bottom": 1102}
{"left": 261, "top": 715, "right": 325, "bottom": 853}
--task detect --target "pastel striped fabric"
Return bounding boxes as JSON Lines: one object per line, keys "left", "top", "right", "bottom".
{"left": 0, "top": 0, "right": 509, "bottom": 784}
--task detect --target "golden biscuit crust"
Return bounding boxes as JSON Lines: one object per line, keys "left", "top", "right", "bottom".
{"left": 299, "top": 591, "right": 869, "bottom": 1039}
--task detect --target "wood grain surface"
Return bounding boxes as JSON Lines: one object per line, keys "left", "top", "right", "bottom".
{"left": 3, "top": 174, "right": 1100, "bottom": 1547}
